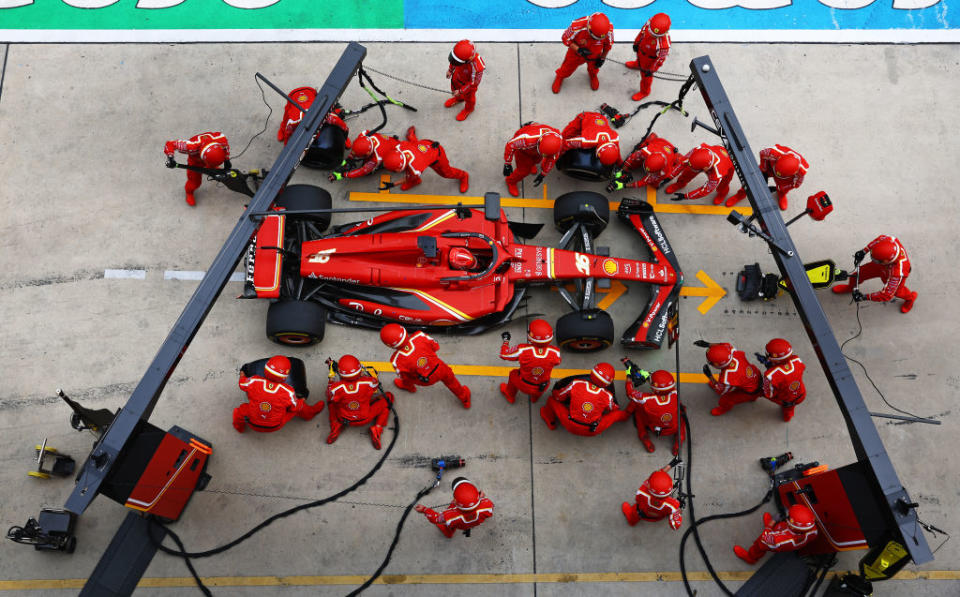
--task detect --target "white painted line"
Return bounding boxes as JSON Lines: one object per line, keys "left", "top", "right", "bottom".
{"left": 229, "top": 273, "right": 246, "bottom": 283}
{"left": 164, "top": 270, "right": 206, "bottom": 281}
{"left": 104, "top": 269, "right": 146, "bottom": 280}
{"left": 2, "top": 28, "right": 958, "bottom": 44}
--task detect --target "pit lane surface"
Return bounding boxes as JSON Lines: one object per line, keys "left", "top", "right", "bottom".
{"left": 0, "top": 41, "right": 958, "bottom": 596}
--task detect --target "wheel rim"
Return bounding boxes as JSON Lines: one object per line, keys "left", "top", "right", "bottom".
{"left": 274, "top": 332, "right": 313, "bottom": 345}
{"left": 562, "top": 338, "right": 610, "bottom": 352}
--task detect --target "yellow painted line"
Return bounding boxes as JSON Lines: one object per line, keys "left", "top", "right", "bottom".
{"left": 364, "top": 361, "right": 707, "bottom": 386}
{"left": 645, "top": 185, "right": 754, "bottom": 217}
{"left": 3, "top": 570, "right": 958, "bottom": 590}
{"left": 679, "top": 269, "right": 727, "bottom": 315}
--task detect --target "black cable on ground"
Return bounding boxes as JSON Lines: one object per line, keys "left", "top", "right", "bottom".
{"left": 230, "top": 73, "right": 273, "bottom": 161}
{"left": 361, "top": 64, "right": 452, "bottom": 95}
{"left": 148, "top": 405, "right": 401, "bottom": 593}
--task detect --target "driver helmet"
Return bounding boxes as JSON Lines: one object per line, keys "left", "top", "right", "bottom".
{"left": 449, "top": 247, "right": 478, "bottom": 271}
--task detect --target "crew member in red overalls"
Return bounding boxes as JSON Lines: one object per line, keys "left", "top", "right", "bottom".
{"left": 725, "top": 145, "right": 809, "bottom": 210}
{"left": 329, "top": 129, "right": 411, "bottom": 181}
{"left": 380, "top": 323, "right": 471, "bottom": 408}
{"left": 325, "top": 354, "right": 393, "bottom": 449}
{"left": 553, "top": 12, "right": 614, "bottom": 93}
{"left": 734, "top": 504, "right": 818, "bottom": 564}
{"left": 382, "top": 133, "right": 470, "bottom": 193}
{"left": 561, "top": 111, "right": 621, "bottom": 168}
{"left": 621, "top": 467, "right": 682, "bottom": 530}
{"left": 609, "top": 133, "right": 679, "bottom": 192}
{"left": 626, "top": 369, "right": 685, "bottom": 455}
{"left": 761, "top": 338, "right": 806, "bottom": 422}
{"left": 503, "top": 124, "right": 564, "bottom": 197}
{"left": 664, "top": 143, "right": 736, "bottom": 204}
{"left": 499, "top": 319, "right": 562, "bottom": 404}
{"left": 415, "top": 477, "right": 494, "bottom": 538}
{"left": 540, "top": 363, "right": 629, "bottom": 437}
{"left": 625, "top": 13, "right": 671, "bottom": 101}
{"left": 445, "top": 40, "right": 485, "bottom": 122}
{"left": 832, "top": 235, "right": 917, "bottom": 313}
{"left": 232, "top": 355, "right": 323, "bottom": 433}
{"left": 164, "top": 131, "right": 230, "bottom": 206}
{"left": 275, "top": 86, "right": 350, "bottom": 148}
{"left": 704, "top": 342, "right": 761, "bottom": 417}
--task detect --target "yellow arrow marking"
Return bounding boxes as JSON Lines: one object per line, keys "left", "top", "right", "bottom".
{"left": 680, "top": 269, "right": 727, "bottom": 315}
{"left": 551, "top": 280, "right": 627, "bottom": 311}
{"left": 362, "top": 361, "right": 707, "bottom": 385}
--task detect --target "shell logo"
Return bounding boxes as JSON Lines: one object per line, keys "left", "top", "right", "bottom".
{"left": 532, "top": 367, "right": 545, "bottom": 377}
{"left": 661, "top": 412, "right": 673, "bottom": 423}
{"left": 595, "top": 118, "right": 605, "bottom": 126}
{"left": 417, "top": 356, "right": 429, "bottom": 369}
{"left": 348, "top": 401, "right": 360, "bottom": 410}
{"left": 747, "top": 368, "right": 756, "bottom": 378}
{"left": 418, "top": 144, "right": 428, "bottom": 152}
{"left": 602, "top": 259, "right": 618, "bottom": 275}
{"left": 582, "top": 401, "right": 595, "bottom": 413}
{"left": 259, "top": 402, "right": 272, "bottom": 413}
{"left": 789, "top": 381, "right": 801, "bottom": 392}
{"left": 296, "top": 93, "right": 310, "bottom": 103}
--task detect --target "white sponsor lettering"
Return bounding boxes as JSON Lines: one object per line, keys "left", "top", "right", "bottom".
{"left": 575, "top": 252, "right": 590, "bottom": 276}
{"left": 818, "top": 0, "right": 873, "bottom": 6}
{"left": 601, "top": 0, "right": 655, "bottom": 7}
{"left": 348, "top": 301, "right": 364, "bottom": 312}
{"left": 689, "top": 0, "right": 790, "bottom": 8}
{"left": 136, "top": 0, "right": 185, "bottom": 7}
{"left": 222, "top": 0, "right": 280, "bottom": 7}
{"left": 649, "top": 218, "right": 671, "bottom": 255}
{"left": 61, "top": 0, "right": 117, "bottom": 6}
{"left": 0, "top": 0, "right": 32, "bottom": 6}
{"left": 524, "top": 0, "right": 577, "bottom": 6}
{"left": 308, "top": 248, "right": 336, "bottom": 263}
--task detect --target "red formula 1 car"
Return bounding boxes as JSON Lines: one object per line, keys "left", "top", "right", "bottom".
{"left": 242, "top": 187, "right": 682, "bottom": 352}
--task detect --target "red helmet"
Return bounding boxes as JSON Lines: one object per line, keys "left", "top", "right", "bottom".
{"left": 590, "top": 362, "right": 615, "bottom": 387}
{"left": 448, "top": 247, "right": 478, "bottom": 270}
{"left": 382, "top": 150, "right": 408, "bottom": 172}
{"left": 264, "top": 355, "right": 291, "bottom": 381}
{"left": 351, "top": 133, "right": 374, "bottom": 158}
{"left": 647, "top": 470, "right": 674, "bottom": 498}
{"left": 689, "top": 147, "right": 713, "bottom": 171}
{"left": 706, "top": 343, "right": 734, "bottom": 368}
{"left": 587, "top": 12, "right": 611, "bottom": 39}
{"left": 871, "top": 239, "right": 900, "bottom": 264}
{"left": 379, "top": 323, "right": 408, "bottom": 348}
{"left": 649, "top": 13, "right": 671, "bottom": 36}
{"left": 200, "top": 142, "right": 227, "bottom": 167}
{"left": 338, "top": 354, "right": 363, "bottom": 379}
{"left": 765, "top": 338, "right": 793, "bottom": 362}
{"left": 787, "top": 504, "right": 816, "bottom": 532}
{"left": 644, "top": 152, "right": 666, "bottom": 173}
{"left": 527, "top": 319, "right": 554, "bottom": 344}
{"left": 650, "top": 370, "right": 676, "bottom": 393}
{"left": 451, "top": 40, "right": 477, "bottom": 63}
{"left": 774, "top": 155, "right": 800, "bottom": 177}
{"left": 538, "top": 132, "right": 563, "bottom": 156}
{"left": 452, "top": 477, "right": 482, "bottom": 511}
{"left": 596, "top": 142, "right": 619, "bottom": 166}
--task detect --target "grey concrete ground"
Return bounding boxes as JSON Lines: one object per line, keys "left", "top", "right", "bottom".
{"left": 0, "top": 41, "right": 958, "bottom": 596}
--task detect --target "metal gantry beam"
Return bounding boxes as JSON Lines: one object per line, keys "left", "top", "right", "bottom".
{"left": 64, "top": 42, "right": 368, "bottom": 516}
{"left": 688, "top": 54, "right": 932, "bottom": 565}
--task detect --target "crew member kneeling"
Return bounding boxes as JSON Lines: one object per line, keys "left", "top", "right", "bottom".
{"left": 540, "top": 363, "right": 628, "bottom": 436}
{"left": 499, "top": 319, "right": 562, "bottom": 404}
{"left": 734, "top": 504, "right": 817, "bottom": 564}
{"left": 626, "top": 369, "right": 685, "bottom": 455}
{"left": 233, "top": 355, "right": 323, "bottom": 433}
{"left": 621, "top": 468, "right": 682, "bottom": 530}
{"left": 325, "top": 354, "right": 393, "bottom": 450}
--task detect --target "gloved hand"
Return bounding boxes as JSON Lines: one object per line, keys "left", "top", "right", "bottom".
{"left": 379, "top": 181, "right": 396, "bottom": 191}
{"left": 702, "top": 364, "right": 713, "bottom": 378}
{"left": 532, "top": 173, "right": 545, "bottom": 187}
{"left": 670, "top": 192, "right": 687, "bottom": 202}
{"left": 594, "top": 58, "right": 605, "bottom": 68}
{"left": 577, "top": 47, "right": 591, "bottom": 58}
{"left": 328, "top": 171, "right": 344, "bottom": 182}
{"left": 854, "top": 250, "right": 866, "bottom": 265}
{"left": 693, "top": 340, "right": 711, "bottom": 348}
{"left": 754, "top": 352, "right": 772, "bottom": 368}
{"left": 606, "top": 179, "right": 625, "bottom": 193}
{"left": 501, "top": 331, "right": 511, "bottom": 342}
{"left": 165, "top": 156, "right": 176, "bottom": 169}
{"left": 414, "top": 504, "right": 427, "bottom": 513}
{"left": 502, "top": 163, "right": 513, "bottom": 177}
{"left": 852, "top": 289, "right": 865, "bottom": 303}
{"left": 632, "top": 43, "right": 639, "bottom": 52}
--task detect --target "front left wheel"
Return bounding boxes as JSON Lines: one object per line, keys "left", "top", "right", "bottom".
{"left": 556, "top": 309, "right": 614, "bottom": 353}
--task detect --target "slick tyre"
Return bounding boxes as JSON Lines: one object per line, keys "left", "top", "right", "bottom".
{"left": 556, "top": 309, "right": 614, "bottom": 353}
{"left": 554, "top": 191, "right": 610, "bottom": 236}
{"left": 275, "top": 184, "right": 332, "bottom": 230}
{"left": 556, "top": 148, "right": 610, "bottom": 182}
{"left": 266, "top": 300, "right": 326, "bottom": 346}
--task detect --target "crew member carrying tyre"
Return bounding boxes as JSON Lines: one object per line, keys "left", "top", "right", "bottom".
{"left": 445, "top": 40, "right": 485, "bottom": 122}
{"left": 702, "top": 342, "right": 761, "bottom": 417}
{"left": 329, "top": 127, "right": 417, "bottom": 182}
{"left": 664, "top": 143, "right": 735, "bottom": 204}
{"left": 725, "top": 145, "right": 809, "bottom": 210}
{"left": 553, "top": 12, "right": 614, "bottom": 93}
{"left": 540, "top": 363, "right": 629, "bottom": 437}
{"left": 380, "top": 323, "right": 472, "bottom": 408}
{"left": 626, "top": 369, "right": 685, "bottom": 455}
{"left": 561, "top": 111, "right": 621, "bottom": 169}
{"left": 734, "top": 505, "right": 818, "bottom": 565}
{"left": 163, "top": 131, "right": 230, "bottom": 206}
{"left": 415, "top": 477, "right": 494, "bottom": 538}
{"left": 625, "top": 13, "right": 671, "bottom": 102}
{"left": 382, "top": 132, "right": 470, "bottom": 193}
{"left": 276, "top": 86, "right": 351, "bottom": 148}
{"left": 621, "top": 467, "right": 682, "bottom": 530}
{"left": 831, "top": 235, "right": 917, "bottom": 314}
{"left": 503, "top": 123, "right": 564, "bottom": 197}
{"left": 499, "top": 319, "right": 563, "bottom": 404}
{"left": 759, "top": 338, "right": 806, "bottom": 422}
{"left": 232, "top": 355, "right": 324, "bottom": 433}
{"left": 608, "top": 133, "right": 679, "bottom": 192}
{"left": 325, "top": 354, "right": 393, "bottom": 450}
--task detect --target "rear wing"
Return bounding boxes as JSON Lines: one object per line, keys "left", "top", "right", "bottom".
{"left": 242, "top": 213, "right": 286, "bottom": 299}
{"left": 617, "top": 199, "right": 683, "bottom": 349}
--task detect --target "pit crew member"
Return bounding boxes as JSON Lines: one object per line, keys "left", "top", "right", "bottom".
{"left": 759, "top": 338, "right": 806, "bottom": 422}
{"left": 703, "top": 342, "right": 761, "bottom": 416}
{"left": 380, "top": 323, "right": 471, "bottom": 408}
{"left": 664, "top": 143, "right": 735, "bottom": 204}
{"left": 831, "top": 235, "right": 917, "bottom": 314}
{"left": 725, "top": 145, "right": 808, "bottom": 210}
{"left": 553, "top": 12, "right": 614, "bottom": 93}
{"left": 503, "top": 123, "right": 564, "bottom": 197}
{"left": 499, "top": 319, "right": 563, "bottom": 404}
{"left": 626, "top": 369, "right": 685, "bottom": 455}
{"left": 734, "top": 505, "right": 818, "bottom": 564}
{"left": 445, "top": 40, "right": 485, "bottom": 122}
{"left": 561, "top": 111, "right": 621, "bottom": 169}
{"left": 415, "top": 477, "right": 494, "bottom": 538}
{"left": 621, "top": 467, "right": 682, "bottom": 530}
{"left": 539, "top": 363, "right": 629, "bottom": 437}
{"left": 163, "top": 131, "right": 230, "bottom": 206}
{"left": 325, "top": 354, "right": 393, "bottom": 450}
{"left": 232, "top": 355, "right": 324, "bottom": 433}
{"left": 608, "top": 133, "right": 679, "bottom": 192}
{"left": 625, "top": 13, "right": 671, "bottom": 102}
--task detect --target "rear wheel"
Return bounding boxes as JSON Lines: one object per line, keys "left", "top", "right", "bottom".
{"left": 266, "top": 300, "right": 326, "bottom": 346}
{"left": 556, "top": 309, "right": 614, "bottom": 353}
{"left": 275, "top": 184, "right": 332, "bottom": 230}
{"left": 554, "top": 191, "right": 609, "bottom": 236}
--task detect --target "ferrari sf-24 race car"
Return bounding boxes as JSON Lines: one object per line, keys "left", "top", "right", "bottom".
{"left": 242, "top": 187, "right": 682, "bottom": 352}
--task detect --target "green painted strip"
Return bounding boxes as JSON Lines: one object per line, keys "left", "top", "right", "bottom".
{"left": 0, "top": 0, "right": 404, "bottom": 30}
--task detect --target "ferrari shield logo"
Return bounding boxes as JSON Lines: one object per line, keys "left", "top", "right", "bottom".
{"left": 259, "top": 402, "right": 272, "bottom": 413}
{"left": 603, "top": 259, "right": 618, "bottom": 275}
